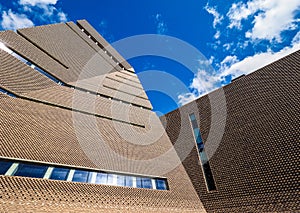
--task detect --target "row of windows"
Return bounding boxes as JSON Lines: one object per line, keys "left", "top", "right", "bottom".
{"left": 0, "top": 42, "right": 150, "bottom": 110}
{"left": 0, "top": 42, "right": 65, "bottom": 86}
{"left": 0, "top": 87, "right": 16, "bottom": 97}
{"left": 0, "top": 159, "right": 168, "bottom": 190}
{"left": 189, "top": 113, "right": 216, "bottom": 191}
{"left": 77, "top": 25, "right": 127, "bottom": 71}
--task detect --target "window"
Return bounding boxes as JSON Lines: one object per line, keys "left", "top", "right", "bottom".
{"left": 0, "top": 88, "right": 16, "bottom": 98}
{"left": 72, "top": 170, "right": 90, "bottom": 183}
{"left": 0, "top": 160, "right": 13, "bottom": 175}
{"left": 117, "top": 175, "right": 125, "bottom": 186}
{"left": 189, "top": 113, "right": 217, "bottom": 191}
{"left": 0, "top": 158, "right": 168, "bottom": 190}
{"left": 14, "top": 163, "right": 48, "bottom": 178}
{"left": 50, "top": 167, "right": 69, "bottom": 181}
{"left": 95, "top": 172, "right": 108, "bottom": 184}
{"left": 124, "top": 176, "right": 133, "bottom": 187}
{"left": 202, "top": 161, "right": 216, "bottom": 191}
{"left": 136, "top": 177, "right": 152, "bottom": 189}
{"left": 155, "top": 178, "right": 168, "bottom": 190}
{"left": 136, "top": 177, "right": 143, "bottom": 188}
{"left": 142, "top": 178, "right": 152, "bottom": 189}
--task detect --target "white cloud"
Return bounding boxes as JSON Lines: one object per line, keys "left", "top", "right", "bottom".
{"left": 190, "top": 69, "right": 219, "bottom": 95}
{"left": 19, "top": 0, "right": 57, "bottom": 6}
{"left": 292, "top": 31, "right": 300, "bottom": 45}
{"left": 155, "top": 13, "right": 168, "bottom": 35}
{"left": 204, "top": 4, "right": 223, "bottom": 28}
{"left": 219, "top": 43, "right": 300, "bottom": 79}
{"left": 17, "top": 0, "right": 68, "bottom": 24}
{"left": 57, "top": 11, "right": 67, "bottom": 22}
{"left": 1, "top": 9, "right": 34, "bottom": 30}
{"left": 178, "top": 41, "right": 300, "bottom": 106}
{"left": 214, "top": 30, "right": 221, "bottom": 39}
{"left": 223, "top": 43, "right": 233, "bottom": 51}
{"left": 227, "top": 1, "right": 254, "bottom": 29}
{"left": 219, "top": 55, "right": 238, "bottom": 71}
{"left": 227, "top": 0, "right": 300, "bottom": 42}
{"left": 178, "top": 92, "right": 197, "bottom": 106}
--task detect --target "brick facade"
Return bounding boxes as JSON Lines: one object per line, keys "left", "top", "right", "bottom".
{"left": 162, "top": 50, "right": 300, "bottom": 212}
{"left": 0, "top": 20, "right": 206, "bottom": 212}
{"left": 0, "top": 19, "right": 299, "bottom": 212}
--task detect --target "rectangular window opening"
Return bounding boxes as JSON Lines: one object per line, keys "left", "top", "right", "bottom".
{"left": 0, "top": 158, "right": 168, "bottom": 190}
{"left": 72, "top": 170, "right": 90, "bottom": 183}
{"left": 0, "top": 160, "right": 13, "bottom": 175}
{"left": 49, "top": 167, "right": 70, "bottom": 181}
{"left": 14, "top": 163, "right": 48, "bottom": 178}
{"left": 189, "top": 113, "right": 217, "bottom": 191}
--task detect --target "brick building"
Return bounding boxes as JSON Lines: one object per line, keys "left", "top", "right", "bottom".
{"left": 0, "top": 20, "right": 299, "bottom": 212}
{"left": 161, "top": 50, "right": 300, "bottom": 212}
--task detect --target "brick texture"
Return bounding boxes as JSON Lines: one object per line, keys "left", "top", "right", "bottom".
{"left": 0, "top": 21, "right": 205, "bottom": 212}
{"left": 162, "top": 50, "right": 300, "bottom": 212}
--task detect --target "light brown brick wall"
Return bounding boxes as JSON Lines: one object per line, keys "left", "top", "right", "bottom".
{"left": 0, "top": 21, "right": 205, "bottom": 212}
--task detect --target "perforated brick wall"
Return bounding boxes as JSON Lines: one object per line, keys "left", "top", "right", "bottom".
{"left": 0, "top": 21, "right": 206, "bottom": 212}
{"left": 162, "top": 50, "right": 300, "bottom": 212}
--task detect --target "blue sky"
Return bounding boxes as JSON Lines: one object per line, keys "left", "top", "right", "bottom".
{"left": 0, "top": 0, "right": 299, "bottom": 114}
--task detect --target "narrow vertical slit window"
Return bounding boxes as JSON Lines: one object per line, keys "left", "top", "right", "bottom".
{"left": 189, "top": 113, "right": 216, "bottom": 191}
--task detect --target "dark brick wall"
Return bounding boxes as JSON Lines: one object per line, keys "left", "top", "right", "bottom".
{"left": 162, "top": 50, "right": 300, "bottom": 212}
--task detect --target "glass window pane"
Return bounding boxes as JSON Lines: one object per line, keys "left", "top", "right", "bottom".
{"left": 194, "top": 129, "right": 203, "bottom": 144}
{"left": 202, "top": 162, "right": 216, "bottom": 191}
{"left": 125, "top": 176, "right": 133, "bottom": 187}
{"left": 95, "top": 172, "right": 108, "bottom": 184}
{"left": 136, "top": 177, "right": 143, "bottom": 188}
{"left": 189, "top": 113, "right": 196, "bottom": 121}
{"left": 14, "top": 163, "right": 48, "bottom": 178}
{"left": 72, "top": 170, "right": 89, "bottom": 183}
{"left": 117, "top": 175, "right": 125, "bottom": 186}
{"left": 0, "top": 160, "right": 13, "bottom": 175}
{"left": 34, "top": 66, "right": 61, "bottom": 84}
{"left": 199, "top": 151, "right": 208, "bottom": 164}
{"left": 49, "top": 168, "right": 69, "bottom": 181}
{"left": 11, "top": 52, "right": 27, "bottom": 63}
{"left": 197, "top": 143, "right": 204, "bottom": 152}
{"left": 107, "top": 174, "right": 114, "bottom": 185}
{"left": 191, "top": 119, "right": 198, "bottom": 129}
{"left": 155, "top": 179, "right": 167, "bottom": 190}
{"left": 142, "top": 177, "right": 152, "bottom": 189}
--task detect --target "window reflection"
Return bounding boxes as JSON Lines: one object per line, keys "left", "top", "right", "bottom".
{"left": 14, "top": 163, "right": 48, "bottom": 178}
{"left": 50, "top": 168, "right": 69, "bottom": 181}
{"left": 142, "top": 178, "right": 152, "bottom": 189}
{"left": 125, "top": 176, "right": 133, "bottom": 187}
{"left": 0, "top": 161, "right": 13, "bottom": 175}
{"left": 155, "top": 179, "right": 168, "bottom": 190}
{"left": 0, "top": 159, "right": 168, "bottom": 190}
{"left": 95, "top": 172, "right": 108, "bottom": 184}
{"left": 72, "top": 170, "right": 90, "bottom": 183}
{"left": 189, "top": 113, "right": 217, "bottom": 191}
{"left": 117, "top": 175, "right": 125, "bottom": 186}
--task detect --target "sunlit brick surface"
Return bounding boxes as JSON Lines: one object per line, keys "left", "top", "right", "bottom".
{"left": 162, "top": 50, "right": 300, "bottom": 212}
{"left": 0, "top": 20, "right": 206, "bottom": 212}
